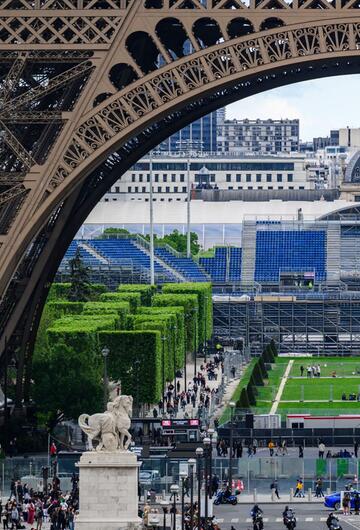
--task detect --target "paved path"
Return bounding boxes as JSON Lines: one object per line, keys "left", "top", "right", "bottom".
{"left": 270, "top": 360, "right": 294, "bottom": 414}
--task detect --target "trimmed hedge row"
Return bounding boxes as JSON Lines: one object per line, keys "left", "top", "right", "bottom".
{"left": 162, "top": 283, "right": 212, "bottom": 345}
{"left": 98, "top": 330, "right": 162, "bottom": 403}
{"left": 152, "top": 293, "right": 198, "bottom": 354}
{"left": 48, "top": 282, "right": 107, "bottom": 301}
{"left": 99, "top": 292, "right": 141, "bottom": 313}
{"left": 117, "top": 284, "right": 156, "bottom": 306}
{"left": 83, "top": 301, "right": 130, "bottom": 328}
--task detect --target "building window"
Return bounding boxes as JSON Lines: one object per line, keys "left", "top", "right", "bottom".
{"left": 258, "top": 186, "right": 263, "bottom": 190}
{"left": 226, "top": 174, "right": 231, "bottom": 182}
{"left": 236, "top": 174, "right": 241, "bottom": 182}
{"left": 127, "top": 186, "right": 131, "bottom": 192}
{"left": 166, "top": 186, "right": 170, "bottom": 193}
{"left": 160, "top": 198, "right": 165, "bottom": 202}
{"left": 246, "top": 174, "right": 251, "bottom": 182}
{"left": 174, "top": 186, "right": 178, "bottom": 192}
{"left": 268, "top": 186, "right": 273, "bottom": 190}
{"left": 278, "top": 186, "right": 283, "bottom": 190}
{"left": 277, "top": 174, "right": 283, "bottom": 182}
{"left": 289, "top": 186, "right": 294, "bottom": 190}
{"left": 256, "top": 174, "right": 262, "bottom": 182}
{"left": 135, "top": 186, "right": 138, "bottom": 192}
{"left": 171, "top": 174, "right": 176, "bottom": 182}
{"left": 163, "top": 174, "right": 167, "bottom": 182}
{"left": 182, "top": 186, "right": 187, "bottom": 192}
{"left": 157, "top": 186, "right": 162, "bottom": 192}
{"left": 299, "top": 186, "right": 305, "bottom": 189}
{"left": 142, "top": 186, "right": 146, "bottom": 192}
{"left": 238, "top": 186, "right": 243, "bottom": 190}
{"left": 147, "top": 174, "right": 150, "bottom": 182}
{"left": 180, "top": 174, "right": 185, "bottom": 182}
{"left": 155, "top": 174, "right": 159, "bottom": 182}
{"left": 139, "top": 175, "right": 143, "bottom": 182}
{"left": 131, "top": 174, "right": 135, "bottom": 182}
{"left": 287, "top": 174, "right": 293, "bottom": 182}
{"left": 248, "top": 186, "right": 253, "bottom": 190}
{"left": 228, "top": 186, "right": 233, "bottom": 190}
{"left": 115, "top": 186, "right": 120, "bottom": 193}
{"left": 266, "top": 174, "right": 272, "bottom": 182}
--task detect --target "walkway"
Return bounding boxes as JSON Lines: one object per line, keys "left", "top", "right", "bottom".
{"left": 270, "top": 360, "right": 294, "bottom": 414}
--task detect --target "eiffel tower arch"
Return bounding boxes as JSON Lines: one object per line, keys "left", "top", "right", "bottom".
{"left": 1, "top": 0, "right": 360, "bottom": 403}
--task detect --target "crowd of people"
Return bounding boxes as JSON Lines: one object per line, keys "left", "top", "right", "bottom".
{"left": 1, "top": 475, "right": 78, "bottom": 530}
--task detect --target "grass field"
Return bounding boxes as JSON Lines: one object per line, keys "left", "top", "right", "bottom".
{"left": 281, "top": 377, "right": 360, "bottom": 401}
{"left": 289, "top": 357, "right": 360, "bottom": 378}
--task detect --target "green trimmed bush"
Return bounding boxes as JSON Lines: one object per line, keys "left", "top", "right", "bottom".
{"left": 162, "top": 283, "right": 212, "bottom": 344}
{"left": 83, "top": 301, "right": 130, "bottom": 328}
{"left": 237, "top": 388, "right": 250, "bottom": 409}
{"left": 258, "top": 357, "right": 268, "bottom": 379}
{"left": 152, "top": 293, "right": 198, "bottom": 353}
{"left": 98, "top": 331, "right": 162, "bottom": 403}
{"left": 247, "top": 383, "right": 257, "bottom": 406}
{"left": 252, "top": 362, "right": 264, "bottom": 386}
{"left": 137, "top": 306, "right": 185, "bottom": 369}
{"left": 48, "top": 282, "right": 107, "bottom": 301}
{"left": 99, "top": 292, "right": 141, "bottom": 313}
{"left": 117, "top": 284, "right": 156, "bottom": 306}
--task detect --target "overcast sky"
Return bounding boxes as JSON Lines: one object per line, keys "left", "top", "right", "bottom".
{"left": 225, "top": 74, "right": 360, "bottom": 141}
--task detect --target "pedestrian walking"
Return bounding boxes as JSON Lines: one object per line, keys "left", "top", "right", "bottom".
{"left": 270, "top": 480, "right": 280, "bottom": 500}
{"left": 315, "top": 478, "right": 324, "bottom": 497}
{"left": 294, "top": 479, "right": 304, "bottom": 498}
{"left": 318, "top": 441, "right": 325, "bottom": 459}
{"left": 354, "top": 492, "right": 360, "bottom": 515}
{"left": 268, "top": 440, "right": 275, "bottom": 457}
{"left": 299, "top": 444, "right": 304, "bottom": 458}
{"left": 253, "top": 439, "right": 258, "bottom": 455}
{"left": 343, "top": 492, "right": 351, "bottom": 515}
{"left": 300, "top": 365, "right": 304, "bottom": 376}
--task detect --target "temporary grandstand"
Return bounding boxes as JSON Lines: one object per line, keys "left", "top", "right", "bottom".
{"left": 58, "top": 204, "right": 360, "bottom": 355}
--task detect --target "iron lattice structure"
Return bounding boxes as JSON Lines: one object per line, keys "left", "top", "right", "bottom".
{"left": 2, "top": 0, "right": 360, "bottom": 402}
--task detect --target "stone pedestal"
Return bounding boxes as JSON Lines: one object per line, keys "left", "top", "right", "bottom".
{"left": 76, "top": 451, "right": 142, "bottom": 530}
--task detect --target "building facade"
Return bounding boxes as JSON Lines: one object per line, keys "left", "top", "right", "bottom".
{"left": 217, "top": 118, "right": 299, "bottom": 154}
{"left": 157, "top": 109, "right": 223, "bottom": 153}
{"left": 105, "top": 154, "right": 310, "bottom": 203}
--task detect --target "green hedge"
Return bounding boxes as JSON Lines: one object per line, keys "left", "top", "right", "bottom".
{"left": 48, "top": 282, "right": 107, "bottom": 301}
{"left": 83, "top": 301, "right": 130, "bottom": 328}
{"left": 152, "top": 293, "right": 198, "bottom": 353}
{"left": 99, "top": 292, "right": 141, "bottom": 313}
{"left": 117, "top": 284, "right": 156, "bottom": 306}
{"left": 137, "top": 306, "right": 185, "bottom": 369}
{"left": 98, "top": 331, "right": 162, "bottom": 403}
{"left": 162, "top": 283, "right": 213, "bottom": 345}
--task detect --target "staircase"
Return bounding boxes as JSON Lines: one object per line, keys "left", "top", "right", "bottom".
{"left": 80, "top": 241, "right": 109, "bottom": 265}
{"left": 241, "top": 221, "right": 257, "bottom": 282}
{"left": 134, "top": 236, "right": 184, "bottom": 282}
{"left": 326, "top": 224, "right": 341, "bottom": 281}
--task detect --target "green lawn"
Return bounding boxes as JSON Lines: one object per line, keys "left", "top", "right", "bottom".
{"left": 256, "top": 361, "right": 288, "bottom": 402}
{"left": 290, "top": 357, "right": 360, "bottom": 378}
{"left": 281, "top": 377, "right": 360, "bottom": 401}
{"left": 277, "top": 401, "right": 360, "bottom": 414}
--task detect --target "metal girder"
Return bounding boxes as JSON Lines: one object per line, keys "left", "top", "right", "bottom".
{"left": 0, "top": 172, "right": 25, "bottom": 185}
{"left": 0, "top": 52, "right": 28, "bottom": 104}
{"left": 0, "top": 184, "right": 27, "bottom": 207}
{"left": 0, "top": 121, "right": 36, "bottom": 170}
{"left": 6, "top": 60, "right": 93, "bottom": 112}
{"left": 0, "top": 111, "right": 63, "bottom": 123}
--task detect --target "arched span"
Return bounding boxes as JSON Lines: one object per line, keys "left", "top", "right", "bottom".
{"left": 3, "top": 16, "right": 360, "bottom": 397}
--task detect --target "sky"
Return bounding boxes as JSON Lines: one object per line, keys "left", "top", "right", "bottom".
{"left": 225, "top": 74, "right": 360, "bottom": 142}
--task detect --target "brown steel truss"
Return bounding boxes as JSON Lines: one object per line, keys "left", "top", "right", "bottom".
{"left": 1, "top": 0, "right": 360, "bottom": 402}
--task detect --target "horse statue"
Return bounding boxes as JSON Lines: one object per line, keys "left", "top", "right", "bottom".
{"left": 78, "top": 395, "right": 133, "bottom": 452}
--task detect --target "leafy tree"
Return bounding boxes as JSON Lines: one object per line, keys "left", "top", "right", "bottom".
{"left": 247, "top": 383, "right": 257, "bottom": 406}
{"left": 237, "top": 388, "right": 250, "bottom": 409}
{"left": 99, "top": 228, "right": 130, "bottom": 238}
{"left": 270, "top": 339, "right": 278, "bottom": 357}
{"left": 258, "top": 357, "right": 268, "bottom": 379}
{"left": 252, "top": 362, "right": 264, "bottom": 386}
{"left": 32, "top": 342, "right": 102, "bottom": 425}
{"left": 68, "top": 248, "right": 91, "bottom": 302}
{"left": 145, "top": 230, "right": 200, "bottom": 255}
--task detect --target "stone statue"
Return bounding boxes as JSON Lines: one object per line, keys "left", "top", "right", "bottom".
{"left": 78, "top": 395, "right": 133, "bottom": 452}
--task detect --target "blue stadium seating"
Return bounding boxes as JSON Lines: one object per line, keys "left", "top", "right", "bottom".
{"left": 88, "top": 239, "right": 175, "bottom": 281}
{"left": 155, "top": 247, "right": 209, "bottom": 282}
{"left": 255, "top": 230, "right": 326, "bottom": 282}
{"left": 199, "top": 247, "right": 227, "bottom": 282}
{"left": 229, "top": 247, "right": 242, "bottom": 282}
{"left": 63, "top": 241, "right": 103, "bottom": 267}
{"left": 199, "top": 247, "right": 242, "bottom": 282}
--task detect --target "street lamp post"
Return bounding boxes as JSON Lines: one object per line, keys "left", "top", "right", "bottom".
{"left": 170, "top": 484, "right": 179, "bottom": 530}
{"left": 195, "top": 447, "right": 204, "bottom": 527}
{"left": 188, "top": 458, "right": 196, "bottom": 530}
{"left": 160, "top": 500, "right": 168, "bottom": 530}
{"left": 203, "top": 437, "right": 211, "bottom": 530}
{"left": 101, "top": 346, "right": 110, "bottom": 409}
{"left": 207, "top": 429, "right": 215, "bottom": 499}
{"left": 173, "top": 325, "right": 177, "bottom": 398}
{"left": 229, "top": 401, "right": 236, "bottom": 493}
{"left": 194, "top": 308, "right": 198, "bottom": 378}
{"left": 180, "top": 470, "right": 187, "bottom": 530}
{"left": 134, "top": 359, "right": 141, "bottom": 417}
{"left": 161, "top": 336, "right": 167, "bottom": 414}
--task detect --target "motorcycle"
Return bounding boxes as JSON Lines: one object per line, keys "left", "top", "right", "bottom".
{"left": 328, "top": 516, "right": 342, "bottom": 530}
{"left": 213, "top": 491, "right": 238, "bottom": 506}
{"left": 252, "top": 513, "right": 264, "bottom": 530}
{"left": 283, "top": 511, "right": 297, "bottom": 529}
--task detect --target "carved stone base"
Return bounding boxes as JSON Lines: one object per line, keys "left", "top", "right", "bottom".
{"left": 76, "top": 451, "right": 142, "bottom": 530}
